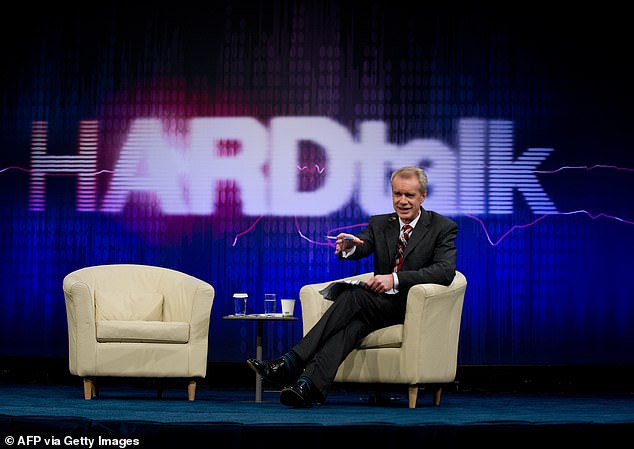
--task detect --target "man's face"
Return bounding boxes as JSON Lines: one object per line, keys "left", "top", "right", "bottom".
{"left": 391, "top": 174, "right": 426, "bottom": 224}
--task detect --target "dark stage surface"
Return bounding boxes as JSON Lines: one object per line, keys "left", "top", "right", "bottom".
{"left": 2, "top": 376, "right": 633, "bottom": 449}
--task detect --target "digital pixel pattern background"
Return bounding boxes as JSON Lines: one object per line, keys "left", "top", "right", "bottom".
{"left": 1, "top": 1, "right": 632, "bottom": 365}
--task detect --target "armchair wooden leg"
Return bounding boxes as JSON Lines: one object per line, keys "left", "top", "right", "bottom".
{"left": 408, "top": 385, "right": 418, "bottom": 408}
{"left": 187, "top": 380, "right": 196, "bottom": 401}
{"left": 409, "top": 384, "right": 443, "bottom": 407}
{"left": 83, "top": 378, "right": 95, "bottom": 400}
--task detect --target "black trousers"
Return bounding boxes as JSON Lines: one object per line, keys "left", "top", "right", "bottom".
{"left": 291, "top": 286, "right": 407, "bottom": 400}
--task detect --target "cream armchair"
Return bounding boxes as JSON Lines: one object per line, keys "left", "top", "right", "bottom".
{"left": 63, "top": 264, "right": 214, "bottom": 401}
{"left": 299, "top": 270, "right": 467, "bottom": 408}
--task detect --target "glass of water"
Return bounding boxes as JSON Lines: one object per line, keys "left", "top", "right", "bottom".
{"left": 233, "top": 293, "right": 248, "bottom": 315}
{"left": 264, "top": 293, "right": 276, "bottom": 315}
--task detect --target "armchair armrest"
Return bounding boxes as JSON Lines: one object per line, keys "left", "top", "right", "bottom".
{"left": 187, "top": 282, "right": 214, "bottom": 344}
{"left": 63, "top": 275, "right": 98, "bottom": 376}
{"left": 401, "top": 271, "right": 467, "bottom": 381}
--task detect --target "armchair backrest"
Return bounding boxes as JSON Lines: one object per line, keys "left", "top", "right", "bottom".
{"left": 63, "top": 264, "right": 213, "bottom": 323}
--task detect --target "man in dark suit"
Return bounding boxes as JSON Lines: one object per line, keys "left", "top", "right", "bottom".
{"left": 247, "top": 166, "right": 458, "bottom": 407}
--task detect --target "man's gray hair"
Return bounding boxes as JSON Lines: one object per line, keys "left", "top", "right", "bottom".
{"left": 391, "top": 166, "right": 428, "bottom": 194}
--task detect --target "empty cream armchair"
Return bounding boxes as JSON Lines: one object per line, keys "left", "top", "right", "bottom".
{"left": 63, "top": 264, "right": 214, "bottom": 400}
{"left": 299, "top": 270, "right": 466, "bottom": 408}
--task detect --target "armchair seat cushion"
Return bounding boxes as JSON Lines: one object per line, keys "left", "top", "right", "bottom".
{"left": 357, "top": 324, "right": 403, "bottom": 349}
{"left": 96, "top": 320, "right": 190, "bottom": 343}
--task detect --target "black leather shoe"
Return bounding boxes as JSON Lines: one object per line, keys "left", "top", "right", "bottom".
{"left": 246, "top": 357, "right": 295, "bottom": 387}
{"left": 280, "top": 380, "right": 314, "bottom": 408}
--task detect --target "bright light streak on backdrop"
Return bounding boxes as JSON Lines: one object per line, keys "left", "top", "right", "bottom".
{"left": 1, "top": 1, "right": 633, "bottom": 366}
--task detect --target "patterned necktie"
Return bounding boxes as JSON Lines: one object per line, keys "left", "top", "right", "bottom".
{"left": 393, "top": 224, "right": 412, "bottom": 272}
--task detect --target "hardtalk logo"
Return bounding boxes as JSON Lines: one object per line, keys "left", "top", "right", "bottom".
{"left": 29, "top": 117, "right": 557, "bottom": 216}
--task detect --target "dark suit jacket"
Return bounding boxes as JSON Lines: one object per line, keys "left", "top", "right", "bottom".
{"left": 340, "top": 208, "right": 458, "bottom": 298}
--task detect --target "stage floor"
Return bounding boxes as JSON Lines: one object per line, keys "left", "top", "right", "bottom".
{"left": 2, "top": 381, "right": 634, "bottom": 448}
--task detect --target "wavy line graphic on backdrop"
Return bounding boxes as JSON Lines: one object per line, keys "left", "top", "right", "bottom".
{"left": 534, "top": 164, "right": 634, "bottom": 174}
{"left": 231, "top": 217, "right": 369, "bottom": 247}
{"left": 466, "top": 211, "right": 634, "bottom": 247}
{"left": 2, "top": 163, "right": 632, "bottom": 247}
{"left": 230, "top": 210, "right": 634, "bottom": 248}
{"left": 0, "top": 165, "right": 323, "bottom": 175}
{"left": 0, "top": 166, "right": 115, "bottom": 175}
{"left": 6, "top": 163, "right": 632, "bottom": 175}
{"left": 225, "top": 164, "right": 634, "bottom": 246}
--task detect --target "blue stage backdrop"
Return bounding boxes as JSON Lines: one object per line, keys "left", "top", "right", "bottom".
{"left": 1, "top": 1, "right": 632, "bottom": 366}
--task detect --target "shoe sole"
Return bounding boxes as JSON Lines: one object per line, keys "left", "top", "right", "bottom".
{"left": 280, "top": 388, "right": 311, "bottom": 408}
{"left": 246, "top": 359, "right": 285, "bottom": 387}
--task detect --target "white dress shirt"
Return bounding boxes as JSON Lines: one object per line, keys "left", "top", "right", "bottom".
{"left": 342, "top": 211, "right": 421, "bottom": 294}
